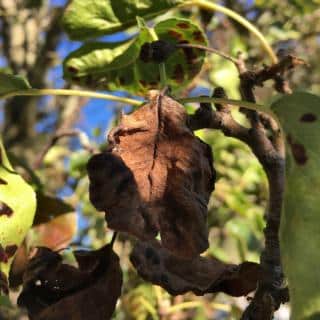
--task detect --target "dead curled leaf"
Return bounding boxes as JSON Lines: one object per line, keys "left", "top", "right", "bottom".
{"left": 17, "top": 244, "right": 122, "bottom": 320}
{"left": 130, "top": 240, "right": 261, "bottom": 296}
{"left": 87, "top": 91, "right": 215, "bottom": 258}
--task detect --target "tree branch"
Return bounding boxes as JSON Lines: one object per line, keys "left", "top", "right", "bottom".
{"left": 201, "top": 53, "right": 304, "bottom": 318}
{"left": 188, "top": 85, "right": 287, "bottom": 319}
{"left": 33, "top": 128, "right": 95, "bottom": 170}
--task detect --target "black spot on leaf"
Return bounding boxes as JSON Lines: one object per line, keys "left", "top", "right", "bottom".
{"left": 173, "top": 64, "right": 184, "bottom": 83}
{"left": 0, "top": 178, "right": 7, "bottom": 184}
{"left": 176, "top": 22, "right": 189, "bottom": 29}
{"left": 0, "top": 244, "right": 18, "bottom": 263}
{"left": 287, "top": 135, "right": 308, "bottom": 165}
{"left": 192, "top": 31, "right": 204, "bottom": 42}
{"left": 5, "top": 244, "right": 18, "bottom": 258}
{"left": 168, "top": 30, "right": 183, "bottom": 40}
{"left": 67, "top": 66, "right": 79, "bottom": 74}
{"left": 300, "top": 113, "right": 317, "bottom": 122}
{"left": 0, "top": 201, "right": 13, "bottom": 217}
{"left": 0, "top": 245, "right": 8, "bottom": 263}
{"left": 139, "top": 42, "right": 152, "bottom": 63}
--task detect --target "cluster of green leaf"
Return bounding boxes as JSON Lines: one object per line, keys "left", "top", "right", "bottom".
{"left": 62, "top": 1, "right": 208, "bottom": 94}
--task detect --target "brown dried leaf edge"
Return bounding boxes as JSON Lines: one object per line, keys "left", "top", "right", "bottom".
{"left": 18, "top": 244, "right": 122, "bottom": 320}
{"left": 131, "top": 240, "right": 261, "bottom": 297}
{"left": 87, "top": 91, "right": 216, "bottom": 258}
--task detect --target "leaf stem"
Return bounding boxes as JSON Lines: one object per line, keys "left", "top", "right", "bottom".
{"left": 159, "top": 63, "right": 167, "bottom": 88}
{"left": 2, "top": 88, "right": 142, "bottom": 106}
{"left": 2, "top": 88, "right": 278, "bottom": 120}
{"left": 181, "top": 0, "right": 277, "bottom": 63}
{"left": 177, "top": 43, "right": 238, "bottom": 65}
{"left": 148, "top": 27, "right": 167, "bottom": 88}
{"left": 179, "top": 96, "right": 273, "bottom": 115}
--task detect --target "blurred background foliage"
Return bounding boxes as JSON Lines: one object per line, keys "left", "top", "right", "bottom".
{"left": 0, "top": 0, "right": 319, "bottom": 319}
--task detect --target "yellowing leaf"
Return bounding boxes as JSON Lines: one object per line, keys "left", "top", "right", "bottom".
{"left": 0, "top": 138, "right": 36, "bottom": 295}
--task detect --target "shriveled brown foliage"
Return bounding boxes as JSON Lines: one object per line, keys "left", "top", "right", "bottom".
{"left": 87, "top": 91, "right": 215, "bottom": 258}
{"left": 18, "top": 244, "right": 122, "bottom": 320}
{"left": 130, "top": 240, "right": 261, "bottom": 296}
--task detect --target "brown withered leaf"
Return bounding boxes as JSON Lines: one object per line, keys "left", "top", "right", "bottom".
{"left": 87, "top": 91, "right": 215, "bottom": 258}
{"left": 130, "top": 240, "right": 261, "bottom": 296}
{"left": 9, "top": 241, "right": 29, "bottom": 288}
{"left": 18, "top": 244, "right": 122, "bottom": 320}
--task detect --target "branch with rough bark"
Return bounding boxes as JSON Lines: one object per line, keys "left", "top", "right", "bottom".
{"left": 188, "top": 52, "right": 304, "bottom": 318}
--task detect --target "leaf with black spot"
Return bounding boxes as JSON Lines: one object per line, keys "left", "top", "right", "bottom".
{"left": 271, "top": 92, "right": 320, "bottom": 320}
{"left": 0, "top": 138, "right": 36, "bottom": 295}
{"left": 63, "top": 18, "right": 207, "bottom": 94}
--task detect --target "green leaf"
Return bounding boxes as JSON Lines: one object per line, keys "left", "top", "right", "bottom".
{"left": 271, "top": 92, "right": 320, "bottom": 320}
{"left": 62, "top": 0, "right": 183, "bottom": 40}
{"left": 153, "top": 18, "right": 207, "bottom": 89}
{"left": 0, "top": 138, "right": 36, "bottom": 295}
{"left": 0, "top": 73, "right": 31, "bottom": 97}
{"left": 69, "top": 151, "right": 91, "bottom": 179}
{"left": 63, "top": 18, "right": 207, "bottom": 94}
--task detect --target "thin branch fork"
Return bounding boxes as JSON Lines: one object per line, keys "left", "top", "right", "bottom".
{"left": 33, "top": 129, "right": 95, "bottom": 170}
{"left": 235, "top": 55, "right": 291, "bottom": 319}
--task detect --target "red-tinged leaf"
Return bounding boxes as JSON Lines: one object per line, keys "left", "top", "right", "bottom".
{"left": 33, "top": 212, "right": 77, "bottom": 251}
